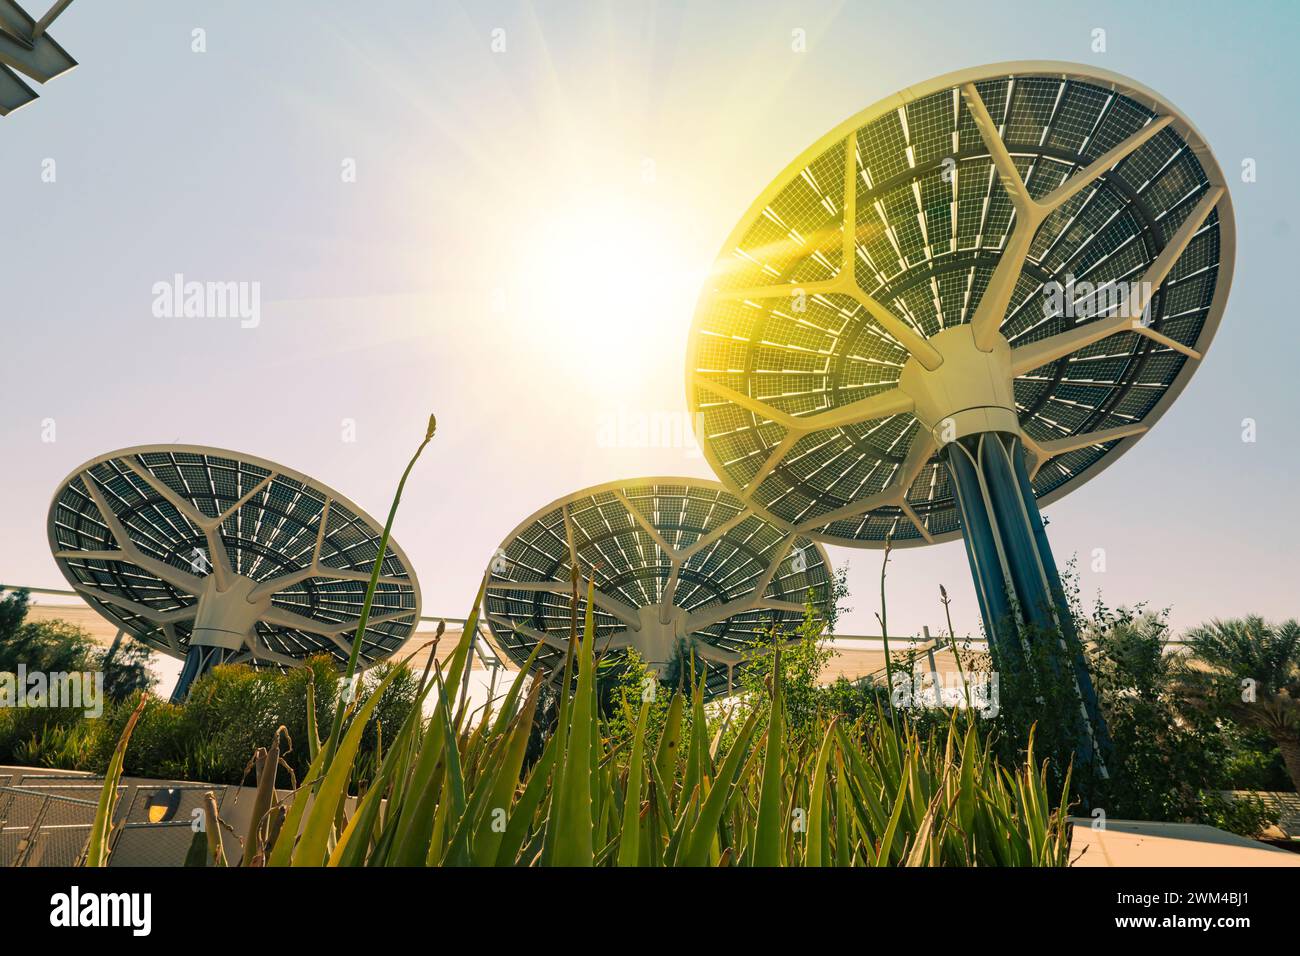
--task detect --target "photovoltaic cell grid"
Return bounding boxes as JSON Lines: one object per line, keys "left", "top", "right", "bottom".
{"left": 49, "top": 448, "right": 419, "bottom": 667}
{"left": 690, "top": 69, "right": 1225, "bottom": 544}
{"left": 484, "top": 480, "right": 832, "bottom": 698}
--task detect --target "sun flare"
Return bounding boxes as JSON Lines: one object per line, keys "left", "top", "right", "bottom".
{"left": 508, "top": 187, "right": 703, "bottom": 389}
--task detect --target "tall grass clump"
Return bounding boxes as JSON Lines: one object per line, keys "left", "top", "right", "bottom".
{"left": 85, "top": 415, "right": 1072, "bottom": 866}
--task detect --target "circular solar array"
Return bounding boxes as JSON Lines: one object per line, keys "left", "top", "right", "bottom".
{"left": 686, "top": 61, "right": 1234, "bottom": 547}
{"left": 483, "top": 478, "right": 833, "bottom": 699}
{"left": 48, "top": 445, "right": 421, "bottom": 669}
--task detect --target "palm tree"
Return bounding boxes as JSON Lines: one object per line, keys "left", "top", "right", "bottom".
{"left": 1179, "top": 616, "right": 1300, "bottom": 792}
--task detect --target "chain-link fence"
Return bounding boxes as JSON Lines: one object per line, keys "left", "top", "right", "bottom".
{"left": 0, "top": 786, "right": 103, "bottom": 866}
{"left": 1, "top": 777, "right": 232, "bottom": 867}
{"left": 108, "top": 785, "right": 229, "bottom": 867}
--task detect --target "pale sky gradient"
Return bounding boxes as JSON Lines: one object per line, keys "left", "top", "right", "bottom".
{"left": 1, "top": 0, "right": 1297, "bottom": 648}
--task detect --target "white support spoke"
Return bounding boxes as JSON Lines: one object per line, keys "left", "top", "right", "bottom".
{"left": 613, "top": 490, "right": 676, "bottom": 555}
{"left": 795, "top": 431, "right": 936, "bottom": 532}
{"left": 1025, "top": 423, "right": 1148, "bottom": 479}
{"left": 753, "top": 599, "right": 807, "bottom": 614}
{"left": 80, "top": 473, "right": 205, "bottom": 594}
{"left": 854, "top": 289, "right": 945, "bottom": 370}
{"left": 247, "top": 567, "right": 316, "bottom": 602}
{"left": 694, "top": 375, "right": 913, "bottom": 444}
{"left": 970, "top": 216, "right": 1039, "bottom": 351}
{"left": 486, "top": 614, "right": 571, "bottom": 653}
{"left": 660, "top": 560, "right": 681, "bottom": 625}
{"left": 72, "top": 584, "right": 196, "bottom": 625}
{"left": 562, "top": 504, "right": 579, "bottom": 570}
{"left": 960, "top": 79, "right": 1042, "bottom": 350}
{"left": 1038, "top": 116, "right": 1173, "bottom": 211}
{"left": 486, "top": 579, "right": 642, "bottom": 630}
{"left": 593, "top": 631, "right": 636, "bottom": 654}
{"left": 710, "top": 274, "right": 942, "bottom": 369}
{"left": 122, "top": 458, "right": 235, "bottom": 591}
{"left": 319, "top": 609, "right": 415, "bottom": 635}
{"left": 753, "top": 536, "right": 794, "bottom": 599}
{"left": 796, "top": 484, "right": 894, "bottom": 534}
{"left": 839, "top": 135, "right": 945, "bottom": 368}
{"left": 1135, "top": 325, "right": 1201, "bottom": 360}
{"left": 962, "top": 82, "right": 1175, "bottom": 353}
{"left": 246, "top": 565, "right": 410, "bottom": 603}
{"left": 161, "top": 623, "right": 183, "bottom": 654}
{"left": 685, "top": 598, "right": 772, "bottom": 634}
{"left": 308, "top": 567, "right": 412, "bottom": 587}
{"left": 203, "top": 529, "right": 234, "bottom": 591}
{"left": 260, "top": 607, "right": 354, "bottom": 653}
{"left": 1127, "top": 187, "right": 1225, "bottom": 313}
{"left": 791, "top": 386, "right": 914, "bottom": 434}
{"left": 962, "top": 82, "right": 1033, "bottom": 217}
{"left": 743, "top": 432, "right": 800, "bottom": 498}
{"left": 695, "top": 635, "right": 807, "bottom": 668}
{"left": 684, "top": 537, "right": 794, "bottom": 633}
{"left": 682, "top": 594, "right": 761, "bottom": 634}
{"left": 693, "top": 375, "right": 801, "bottom": 430}
{"left": 311, "top": 499, "right": 331, "bottom": 565}
{"left": 709, "top": 276, "right": 842, "bottom": 303}
{"left": 676, "top": 511, "right": 750, "bottom": 561}
{"left": 245, "top": 502, "right": 330, "bottom": 598}
{"left": 588, "top": 589, "right": 646, "bottom": 631}
{"left": 213, "top": 473, "right": 276, "bottom": 526}
{"left": 55, "top": 549, "right": 126, "bottom": 562}
{"left": 1009, "top": 186, "right": 1222, "bottom": 376}
{"left": 247, "top": 501, "right": 337, "bottom": 600}
{"left": 691, "top": 641, "right": 742, "bottom": 666}
{"left": 898, "top": 500, "right": 935, "bottom": 543}
{"left": 1011, "top": 311, "right": 1137, "bottom": 375}
{"left": 122, "top": 458, "right": 208, "bottom": 527}
{"left": 706, "top": 131, "right": 943, "bottom": 371}
{"left": 248, "top": 642, "right": 301, "bottom": 668}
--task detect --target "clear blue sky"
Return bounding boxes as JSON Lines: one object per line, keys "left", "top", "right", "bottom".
{"left": 1, "top": 0, "right": 1296, "bottom": 643}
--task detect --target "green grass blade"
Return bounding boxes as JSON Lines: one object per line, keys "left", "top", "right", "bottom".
{"left": 616, "top": 695, "right": 652, "bottom": 867}
{"left": 549, "top": 583, "right": 597, "bottom": 866}
{"left": 752, "top": 647, "right": 785, "bottom": 867}
{"left": 654, "top": 690, "right": 685, "bottom": 788}
{"left": 291, "top": 660, "right": 409, "bottom": 866}
{"left": 804, "top": 719, "right": 838, "bottom": 867}
{"left": 679, "top": 705, "right": 761, "bottom": 867}
{"left": 83, "top": 693, "right": 147, "bottom": 867}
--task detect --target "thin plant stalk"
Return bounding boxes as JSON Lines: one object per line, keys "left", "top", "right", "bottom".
{"left": 322, "top": 413, "right": 437, "bottom": 769}
{"left": 940, "top": 584, "right": 973, "bottom": 714}
{"left": 876, "top": 532, "right": 898, "bottom": 729}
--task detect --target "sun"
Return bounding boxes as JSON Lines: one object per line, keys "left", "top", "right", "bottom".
{"left": 508, "top": 186, "right": 702, "bottom": 391}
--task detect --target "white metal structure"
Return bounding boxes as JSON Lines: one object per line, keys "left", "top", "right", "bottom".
{"left": 0, "top": 1, "right": 77, "bottom": 115}
{"left": 48, "top": 445, "right": 422, "bottom": 700}
{"left": 483, "top": 478, "right": 833, "bottom": 699}
{"left": 686, "top": 61, "right": 1233, "bottom": 547}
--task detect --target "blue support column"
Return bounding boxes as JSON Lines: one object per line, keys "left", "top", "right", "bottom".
{"left": 943, "top": 432, "right": 1111, "bottom": 774}
{"left": 169, "top": 643, "right": 241, "bottom": 703}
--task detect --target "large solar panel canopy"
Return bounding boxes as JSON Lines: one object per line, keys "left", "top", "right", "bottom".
{"left": 483, "top": 478, "right": 833, "bottom": 699}
{"left": 48, "top": 445, "right": 422, "bottom": 702}
{"left": 687, "top": 62, "right": 1234, "bottom": 768}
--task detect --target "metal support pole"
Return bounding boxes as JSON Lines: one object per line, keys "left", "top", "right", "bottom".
{"left": 943, "top": 431, "right": 1110, "bottom": 773}
{"left": 169, "top": 644, "right": 240, "bottom": 703}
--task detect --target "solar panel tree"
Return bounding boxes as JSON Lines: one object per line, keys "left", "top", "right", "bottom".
{"left": 48, "top": 445, "right": 422, "bottom": 702}
{"left": 483, "top": 478, "right": 834, "bottom": 700}
{"left": 685, "top": 62, "right": 1234, "bottom": 770}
